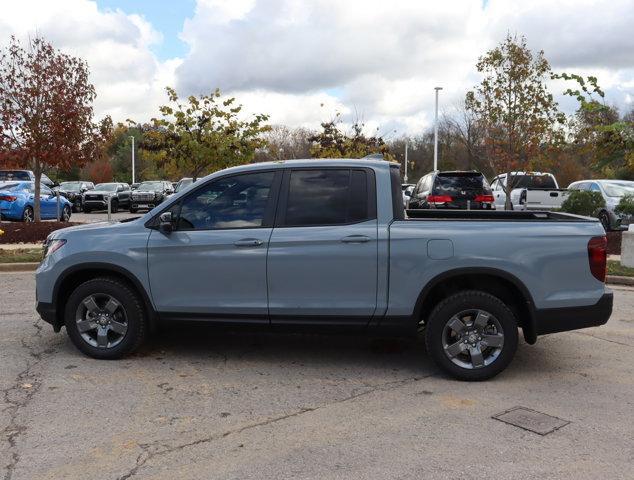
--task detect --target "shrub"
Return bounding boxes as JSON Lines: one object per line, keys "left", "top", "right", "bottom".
{"left": 560, "top": 190, "right": 606, "bottom": 217}
{"left": 615, "top": 194, "right": 634, "bottom": 216}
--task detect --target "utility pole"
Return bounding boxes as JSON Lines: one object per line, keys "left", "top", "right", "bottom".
{"left": 433, "top": 86, "right": 443, "bottom": 171}
{"left": 130, "top": 136, "right": 136, "bottom": 184}
{"left": 404, "top": 142, "right": 409, "bottom": 182}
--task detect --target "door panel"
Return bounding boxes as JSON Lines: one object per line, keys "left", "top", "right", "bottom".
{"left": 267, "top": 221, "right": 378, "bottom": 320}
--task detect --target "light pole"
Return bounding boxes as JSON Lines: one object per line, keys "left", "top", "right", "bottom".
{"left": 433, "top": 86, "right": 443, "bottom": 171}
{"left": 130, "top": 136, "right": 135, "bottom": 184}
{"left": 404, "top": 142, "right": 409, "bottom": 182}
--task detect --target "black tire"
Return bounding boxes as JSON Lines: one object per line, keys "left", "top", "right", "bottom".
{"left": 22, "top": 206, "right": 34, "bottom": 222}
{"left": 64, "top": 277, "right": 147, "bottom": 359}
{"left": 424, "top": 290, "right": 518, "bottom": 381}
{"left": 110, "top": 199, "right": 118, "bottom": 213}
{"left": 59, "top": 205, "right": 71, "bottom": 222}
{"left": 83, "top": 207, "right": 91, "bottom": 213}
{"left": 598, "top": 211, "right": 611, "bottom": 232}
{"left": 129, "top": 207, "right": 138, "bottom": 213}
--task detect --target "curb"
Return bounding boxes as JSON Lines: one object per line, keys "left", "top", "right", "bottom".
{"left": 606, "top": 275, "right": 634, "bottom": 287}
{"left": 0, "top": 262, "right": 39, "bottom": 272}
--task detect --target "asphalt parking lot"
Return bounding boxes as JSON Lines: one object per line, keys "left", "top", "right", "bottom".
{"left": 71, "top": 210, "right": 141, "bottom": 223}
{"left": 1, "top": 273, "right": 633, "bottom": 480}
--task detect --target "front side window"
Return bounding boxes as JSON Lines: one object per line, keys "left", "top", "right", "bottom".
{"left": 175, "top": 171, "right": 275, "bottom": 230}
{"left": 284, "top": 169, "right": 372, "bottom": 226}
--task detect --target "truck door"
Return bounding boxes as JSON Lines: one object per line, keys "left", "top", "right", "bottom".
{"left": 267, "top": 168, "right": 378, "bottom": 324}
{"left": 147, "top": 170, "right": 281, "bottom": 321}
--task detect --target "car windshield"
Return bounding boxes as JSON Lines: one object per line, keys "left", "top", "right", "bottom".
{"left": 60, "top": 181, "right": 83, "bottom": 191}
{"left": 508, "top": 174, "right": 557, "bottom": 189}
{"left": 137, "top": 182, "right": 163, "bottom": 191}
{"left": 0, "top": 182, "right": 23, "bottom": 191}
{"left": 602, "top": 182, "right": 634, "bottom": 197}
{"left": 176, "top": 179, "right": 193, "bottom": 192}
{"left": 0, "top": 171, "right": 30, "bottom": 181}
{"left": 433, "top": 173, "right": 487, "bottom": 195}
{"left": 94, "top": 183, "right": 118, "bottom": 191}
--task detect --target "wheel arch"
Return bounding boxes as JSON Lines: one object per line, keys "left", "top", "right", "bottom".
{"left": 413, "top": 267, "right": 537, "bottom": 344}
{"left": 52, "top": 263, "right": 157, "bottom": 332}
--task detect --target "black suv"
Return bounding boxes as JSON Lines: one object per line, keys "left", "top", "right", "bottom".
{"left": 56, "top": 181, "right": 95, "bottom": 212}
{"left": 129, "top": 180, "right": 174, "bottom": 213}
{"left": 407, "top": 171, "right": 494, "bottom": 210}
{"left": 83, "top": 183, "right": 131, "bottom": 213}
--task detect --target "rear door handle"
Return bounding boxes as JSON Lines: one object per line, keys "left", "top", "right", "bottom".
{"left": 341, "top": 235, "right": 371, "bottom": 244}
{"left": 234, "top": 238, "right": 263, "bottom": 247}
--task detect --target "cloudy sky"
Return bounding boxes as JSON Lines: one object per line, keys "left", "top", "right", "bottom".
{"left": 1, "top": 0, "right": 633, "bottom": 135}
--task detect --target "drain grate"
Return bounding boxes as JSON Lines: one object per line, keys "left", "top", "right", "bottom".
{"left": 492, "top": 406, "right": 570, "bottom": 435}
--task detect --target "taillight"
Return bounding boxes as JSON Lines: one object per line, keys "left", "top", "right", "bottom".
{"left": 427, "top": 195, "right": 453, "bottom": 203}
{"left": 0, "top": 195, "right": 17, "bottom": 202}
{"left": 588, "top": 236, "right": 607, "bottom": 282}
{"left": 474, "top": 194, "right": 494, "bottom": 203}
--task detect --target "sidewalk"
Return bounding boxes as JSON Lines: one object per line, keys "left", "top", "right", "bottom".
{"left": 0, "top": 242, "right": 42, "bottom": 250}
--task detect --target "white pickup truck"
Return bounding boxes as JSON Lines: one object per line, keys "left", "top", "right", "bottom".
{"left": 491, "top": 172, "right": 569, "bottom": 211}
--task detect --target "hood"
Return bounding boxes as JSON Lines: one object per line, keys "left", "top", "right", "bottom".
{"left": 47, "top": 217, "right": 142, "bottom": 239}
{"left": 86, "top": 189, "right": 116, "bottom": 195}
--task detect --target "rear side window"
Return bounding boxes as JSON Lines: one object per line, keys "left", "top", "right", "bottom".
{"left": 284, "top": 169, "right": 374, "bottom": 226}
{"left": 433, "top": 174, "right": 487, "bottom": 195}
{"left": 509, "top": 175, "right": 557, "bottom": 189}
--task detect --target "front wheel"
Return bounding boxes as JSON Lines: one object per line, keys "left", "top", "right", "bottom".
{"left": 598, "top": 211, "right": 611, "bottom": 232}
{"left": 59, "top": 205, "right": 71, "bottom": 222}
{"left": 425, "top": 290, "right": 518, "bottom": 381}
{"left": 64, "top": 277, "right": 147, "bottom": 359}
{"left": 22, "top": 206, "right": 34, "bottom": 222}
{"left": 110, "top": 199, "right": 118, "bottom": 213}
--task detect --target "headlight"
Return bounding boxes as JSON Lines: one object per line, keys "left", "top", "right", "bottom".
{"left": 43, "top": 238, "right": 66, "bottom": 257}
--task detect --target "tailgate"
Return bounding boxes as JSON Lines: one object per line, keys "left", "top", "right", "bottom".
{"left": 524, "top": 189, "right": 569, "bottom": 210}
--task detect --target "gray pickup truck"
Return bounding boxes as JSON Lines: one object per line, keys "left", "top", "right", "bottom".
{"left": 36, "top": 159, "right": 612, "bottom": 380}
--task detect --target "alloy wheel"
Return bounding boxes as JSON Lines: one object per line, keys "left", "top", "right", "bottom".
{"left": 74, "top": 294, "right": 128, "bottom": 349}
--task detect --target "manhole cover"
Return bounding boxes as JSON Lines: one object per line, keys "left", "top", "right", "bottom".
{"left": 492, "top": 406, "right": 570, "bottom": 435}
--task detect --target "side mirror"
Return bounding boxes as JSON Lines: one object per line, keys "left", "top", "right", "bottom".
{"left": 159, "top": 211, "right": 173, "bottom": 233}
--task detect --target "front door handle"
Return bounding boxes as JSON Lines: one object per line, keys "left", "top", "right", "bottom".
{"left": 341, "top": 235, "right": 370, "bottom": 244}
{"left": 234, "top": 238, "right": 263, "bottom": 247}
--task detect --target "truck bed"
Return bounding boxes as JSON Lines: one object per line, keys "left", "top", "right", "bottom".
{"left": 405, "top": 209, "right": 595, "bottom": 222}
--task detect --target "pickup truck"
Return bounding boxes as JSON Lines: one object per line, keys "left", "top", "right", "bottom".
{"left": 491, "top": 172, "right": 569, "bottom": 210}
{"left": 35, "top": 159, "right": 612, "bottom": 380}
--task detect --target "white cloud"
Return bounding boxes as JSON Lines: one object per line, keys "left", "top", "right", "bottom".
{"left": 0, "top": 0, "right": 178, "bottom": 123}
{"left": 0, "top": 0, "right": 632, "bottom": 132}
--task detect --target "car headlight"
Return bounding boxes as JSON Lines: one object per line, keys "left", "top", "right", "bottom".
{"left": 43, "top": 238, "right": 66, "bottom": 257}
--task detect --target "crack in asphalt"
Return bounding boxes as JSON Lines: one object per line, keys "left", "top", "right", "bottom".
{"left": 573, "top": 331, "right": 633, "bottom": 348}
{"left": 1, "top": 318, "right": 58, "bottom": 480}
{"left": 115, "top": 373, "right": 435, "bottom": 480}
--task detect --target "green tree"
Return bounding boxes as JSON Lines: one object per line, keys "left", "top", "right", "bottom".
{"left": 143, "top": 87, "right": 270, "bottom": 180}
{"left": 308, "top": 114, "right": 393, "bottom": 160}
{"left": 560, "top": 190, "right": 605, "bottom": 217}
{"left": 466, "top": 34, "right": 565, "bottom": 209}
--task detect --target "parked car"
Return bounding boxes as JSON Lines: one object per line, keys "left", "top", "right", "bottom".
{"left": 491, "top": 172, "right": 568, "bottom": 210}
{"left": 82, "top": 183, "right": 131, "bottom": 213}
{"left": 129, "top": 181, "right": 174, "bottom": 213}
{"left": 408, "top": 171, "right": 495, "bottom": 210}
{"left": 35, "top": 159, "right": 612, "bottom": 381}
{"left": 568, "top": 179, "right": 634, "bottom": 231}
{"left": 131, "top": 183, "right": 140, "bottom": 191}
{"left": 174, "top": 177, "right": 194, "bottom": 193}
{"left": 0, "top": 181, "right": 71, "bottom": 222}
{"left": 0, "top": 169, "right": 55, "bottom": 188}
{"left": 402, "top": 183, "right": 415, "bottom": 207}
{"left": 56, "top": 181, "right": 94, "bottom": 212}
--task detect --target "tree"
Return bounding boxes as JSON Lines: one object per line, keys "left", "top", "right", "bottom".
{"left": 466, "top": 34, "right": 565, "bottom": 209}
{"left": 0, "top": 36, "right": 96, "bottom": 221}
{"left": 308, "top": 114, "right": 393, "bottom": 160}
{"left": 255, "top": 125, "right": 313, "bottom": 162}
{"left": 143, "top": 87, "right": 270, "bottom": 180}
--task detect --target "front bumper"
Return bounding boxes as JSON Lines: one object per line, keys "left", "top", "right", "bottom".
{"left": 83, "top": 199, "right": 108, "bottom": 209}
{"left": 533, "top": 292, "right": 613, "bottom": 336}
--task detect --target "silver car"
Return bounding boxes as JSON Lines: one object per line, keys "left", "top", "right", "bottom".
{"left": 568, "top": 179, "right": 634, "bottom": 231}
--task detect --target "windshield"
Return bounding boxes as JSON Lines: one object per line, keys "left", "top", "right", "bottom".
{"left": 0, "top": 171, "right": 30, "bottom": 181}
{"left": 176, "top": 179, "right": 193, "bottom": 192}
{"left": 602, "top": 182, "right": 634, "bottom": 197}
{"left": 60, "top": 181, "right": 83, "bottom": 191}
{"left": 94, "top": 183, "right": 118, "bottom": 192}
{"left": 433, "top": 173, "right": 488, "bottom": 195}
{"left": 508, "top": 174, "right": 557, "bottom": 189}
{"left": 137, "top": 181, "right": 163, "bottom": 191}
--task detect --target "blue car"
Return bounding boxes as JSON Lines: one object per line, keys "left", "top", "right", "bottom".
{"left": 0, "top": 181, "right": 72, "bottom": 222}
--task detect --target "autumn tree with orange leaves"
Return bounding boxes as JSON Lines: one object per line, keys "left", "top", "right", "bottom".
{"left": 0, "top": 36, "right": 97, "bottom": 221}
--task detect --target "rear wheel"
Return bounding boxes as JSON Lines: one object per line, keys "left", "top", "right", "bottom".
{"left": 64, "top": 277, "right": 147, "bottom": 359}
{"left": 129, "top": 207, "right": 138, "bottom": 213}
{"left": 424, "top": 290, "right": 518, "bottom": 381}
{"left": 83, "top": 207, "right": 91, "bottom": 213}
{"left": 110, "top": 199, "right": 118, "bottom": 213}
{"left": 22, "top": 206, "right": 34, "bottom": 222}
{"left": 59, "top": 205, "right": 71, "bottom": 222}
